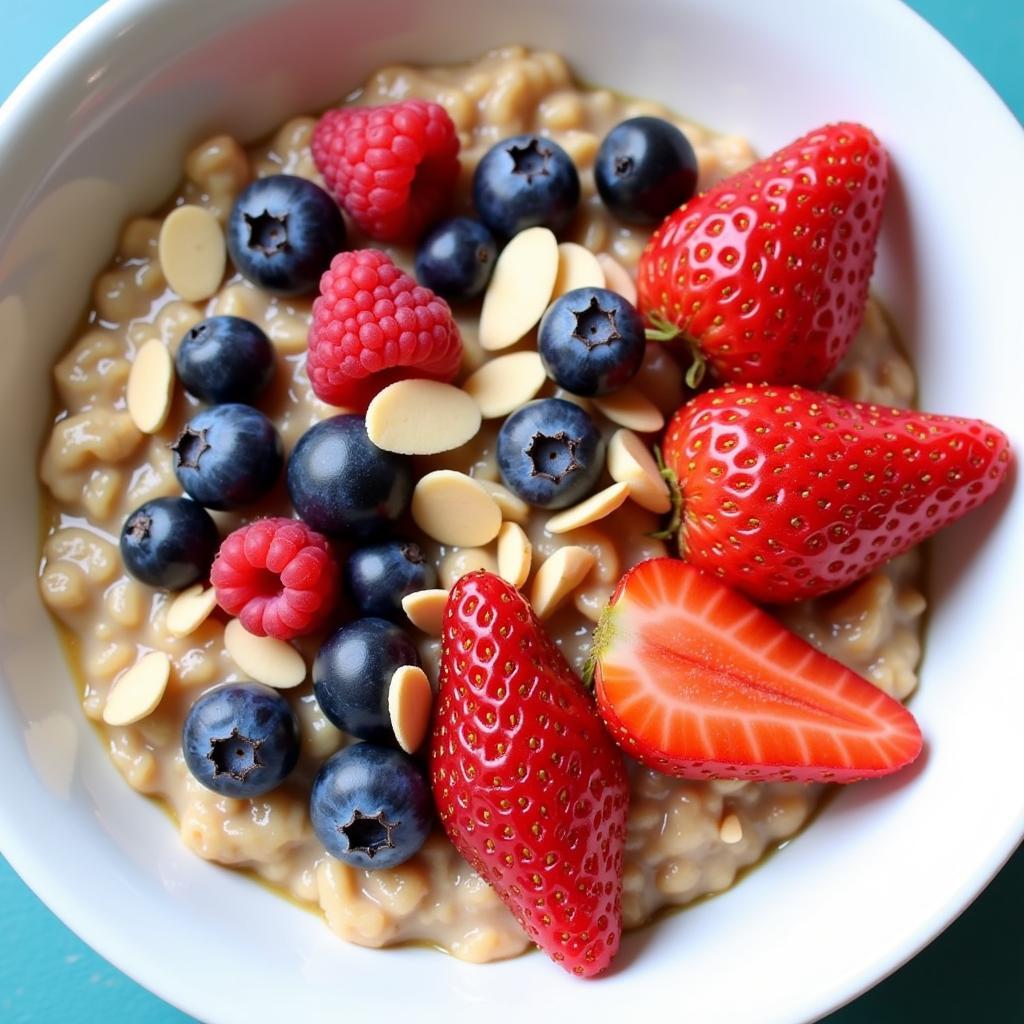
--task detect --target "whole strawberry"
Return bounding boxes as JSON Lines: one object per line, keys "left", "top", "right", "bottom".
{"left": 663, "top": 383, "right": 1011, "bottom": 603}
{"left": 307, "top": 249, "right": 462, "bottom": 411}
{"left": 312, "top": 100, "right": 459, "bottom": 242}
{"left": 638, "top": 123, "right": 888, "bottom": 388}
{"left": 430, "top": 571, "right": 629, "bottom": 978}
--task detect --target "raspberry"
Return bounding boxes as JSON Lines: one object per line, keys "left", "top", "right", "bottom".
{"left": 307, "top": 249, "right": 462, "bottom": 410}
{"left": 211, "top": 518, "right": 338, "bottom": 640}
{"left": 312, "top": 100, "right": 460, "bottom": 242}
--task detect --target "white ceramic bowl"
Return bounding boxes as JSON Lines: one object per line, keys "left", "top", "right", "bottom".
{"left": 1, "top": 1, "right": 1021, "bottom": 1021}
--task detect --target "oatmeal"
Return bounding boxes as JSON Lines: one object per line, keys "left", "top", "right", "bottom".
{"left": 38, "top": 46, "right": 924, "bottom": 962}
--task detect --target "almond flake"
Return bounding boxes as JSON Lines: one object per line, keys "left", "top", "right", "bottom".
{"left": 158, "top": 204, "right": 226, "bottom": 302}
{"left": 477, "top": 479, "right": 530, "bottom": 524}
{"left": 166, "top": 584, "right": 218, "bottom": 638}
{"left": 366, "top": 380, "right": 481, "bottom": 454}
{"left": 552, "top": 242, "right": 604, "bottom": 299}
{"left": 545, "top": 482, "right": 630, "bottom": 534}
{"left": 530, "top": 546, "right": 597, "bottom": 619}
{"left": 497, "top": 522, "right": 533, "bottom": 588}
{"left": 388, "top": 664, "right": 433, "bottom": 754}
{"left": 126, "top": 339, "right": 175, "bottom": 434}
{"left": 479, "top": 227, "right": 558, "bottom": 350}
{"left": 607, "top": 429, "right": 672, "bottom": 513}
{"left": 401, "top": 589, "right": 449, "bottom": 636}
{"left": 411, "top": 471, "right": 502, "bottom": 547}
{"left": 463, "top": 352, "right": 546, "bottom": 419}
{"left": 593, "top": 386, "right": 665, "bottom": 433}
{"left": 224, "top": 618, "right": 306, "bottom": 689}
{"left": 102, "top": 651, "right": 171, "bottom": 726}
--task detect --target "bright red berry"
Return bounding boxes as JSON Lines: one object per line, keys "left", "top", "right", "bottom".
{"left": 430, "top": 571, "right": 629, "bottom": 978}
{"left": 638, "top": 122, "right": 888, "bottom": 388}
{"left": 312, "top": 100, "right": 460, "bottom": 242}
{"left": 662, "top": 383, "right": 1012, "bottom": 602}
{"left": 211, "top": 517, "right": 338, "bottom": 640}
{"left": 307, "top": 249, "right": 462, "bottom": 411}
{"left": 592, "top": 558, "right": 923, "bottom": 783}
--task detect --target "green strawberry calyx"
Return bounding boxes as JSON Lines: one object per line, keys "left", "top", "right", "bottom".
{"left": 644, "top": 311, "right": 707, "bottom": 389}
{"left": 648, "top": 444, "right": 684, "bottom": 544}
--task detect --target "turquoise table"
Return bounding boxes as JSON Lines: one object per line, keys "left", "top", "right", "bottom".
{"left": 2, "top": 2, "right": 1021, "bottom": 1020}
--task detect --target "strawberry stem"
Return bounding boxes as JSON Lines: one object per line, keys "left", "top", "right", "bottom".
{"left": 645, "top": 312, "right": 707, "bottom": 392}
{"left": 684, "top": 352, "right": 707, "bottom": 390}
{"left": 647, "top": 445, "right": 683, "bottom": 542}
{"left": 644, "top": 310, "right": 681, "bottom": 343}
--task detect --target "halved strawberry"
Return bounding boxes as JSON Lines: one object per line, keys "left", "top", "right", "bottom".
{"left": 592, "top": 558, "right": 922, "bottom": 783}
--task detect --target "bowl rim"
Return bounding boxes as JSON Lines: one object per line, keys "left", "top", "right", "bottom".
{"left": 1, "top": 1, "right": 1022, "bottom": 1022}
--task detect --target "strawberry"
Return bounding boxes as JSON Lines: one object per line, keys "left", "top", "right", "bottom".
{"left": 430, "top": 571, "right": 629, "bottom": 978}
{"left": 592, "top": 558, "right": 923, "bottom": 783}
{"left": 638, "top": 122, "right": 888, "bottom": 388}
{"left": 662, "top": 383, "right": 1011, "bottom": 603}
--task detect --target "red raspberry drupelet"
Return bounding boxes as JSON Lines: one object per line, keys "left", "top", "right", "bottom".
{"left": 312, "top": 100, "right": 460, "bottom": 242}
{"left": 307, "top": 248, "right": 462, "bottom": 411}
{"left": 211, "top": 518, "right": 338, "bottom": 640}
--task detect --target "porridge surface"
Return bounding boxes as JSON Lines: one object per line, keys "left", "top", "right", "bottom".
{"left": 38, "top": 46, "right": 924, "bottom": 962}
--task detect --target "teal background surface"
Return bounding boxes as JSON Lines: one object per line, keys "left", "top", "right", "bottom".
{"left": 1, "top": 1, "right": 1021, "bottom": 1021}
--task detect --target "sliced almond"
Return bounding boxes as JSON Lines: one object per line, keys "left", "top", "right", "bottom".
{"left": 463, "top": 351, "right": 546, "bottom": 419}
{"left": 479, "top": 227, "right": 558, "bottom": 350}
{"left": 608, "top": 429, "right": 672, "bottom": 514}
{"left": 545, "top": 482, "right": 630, "bottom": 535}
{"left": 552, "top": 242, "right": 604, "bottom": 299}
{"left": 165, "top": 584, "right": 219, "bottom": 638}
{"left": 593, "top": 386, "right": 665, "bottom": 433}
{"left": 388, "top": 664, "right": 433, "bottom": 754}
{"left": 103, "top": 651, "right": 171, "bottom": 726}
{"left": 411, "top": 471, "right": 502, "bottom": 547}
{"left": 365, "top": 380, "right": 481, "bottom": 455}
{"left": 597, "top": 253, "right": 638, "bottom": 305}
{"left": 402, "top": 588, "right": 449, "bottom": 636}
{"left": 126, "top": 339, "right": 175, "bottom": 434}
{"left": 530, "top": 546, "right": 597, "bottom": 619}
{"left": 158, "top": 204, "right": 226, "bottom": 302}
{"left": 477, "top": 479, "right": 530, "bottom": 524}
{"left": 224, "top": 618, "right": 306, "bottom": 689}
{"left": 719, "top": 813, "right": 744, "bottom": 845}
{"left": 497, "top": 522, "right": 532, "bottom": 588}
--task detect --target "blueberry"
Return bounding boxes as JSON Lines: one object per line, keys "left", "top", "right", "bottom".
{"left": 497, "top": 398, "right": 605, "bottom": 510}
{"left": 594, "top": 117, "right": 698, "bottom": 225}
{"left": 344, "top": 541, "right": 437, "bottom": 620}
{"left": 174, "top": 316, "right": 275, "bottom": 404}
{"left": 538, "top": 286, "right": 646, "bottom": 397}
{"left": 182, "top": 682, "right": 300, "bottom": 798}
{"left": 227, "top": 174, "right": 346, "bottom": 296}
{"left": 414, "top": 217, "right": 497, "bottom": 300}
{"left": 310, "top": 742, "right": 432, "bottom": 869}
{"left": 472, "top": 134, "right": 580, "bottom": 238}
{"left": 313, "top": 618, "right": 420, "bottom": 742}
{"left": 120, "top": 497, "right": 219, "bottom": 590}
{"left": 170, "top": 404, "right": 283, "bottom": 511}
{"left": 287, "top": 415, "right": 412, "bottom": 542}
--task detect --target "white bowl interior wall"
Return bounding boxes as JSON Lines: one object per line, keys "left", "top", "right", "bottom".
{"left": 0, "top": 0, "right": 1021, "bottom": 1021}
